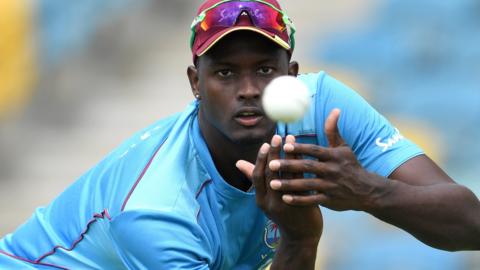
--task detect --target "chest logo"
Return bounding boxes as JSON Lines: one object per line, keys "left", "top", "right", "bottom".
{"left": 264, "top": 220, "right": 280, "bottom": 249}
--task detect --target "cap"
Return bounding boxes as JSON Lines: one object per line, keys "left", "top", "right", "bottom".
{"left": 191, "top": 0, "right": 292, "bottom": 59}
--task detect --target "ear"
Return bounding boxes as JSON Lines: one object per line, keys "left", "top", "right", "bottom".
{"left": 187, "top": 65, "right": 200, "bottom": 98}
{"left": 288, "top": 61, "right": 299, "bottom": 77}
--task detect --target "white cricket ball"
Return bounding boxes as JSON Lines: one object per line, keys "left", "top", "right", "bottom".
{"left": 262, "top": 76, "right": 311, "bottom": 123}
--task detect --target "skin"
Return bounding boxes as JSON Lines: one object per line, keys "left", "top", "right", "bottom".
{"left": 187, "top": 31, "right": 322, "bottom": 269}
{"left": 238, "top": 108, "right": 480, "bottom": 251}
{"left": 248, "top": 135, "right": 321, "bottom": 270}
{"left": 187, "top": 30, "right": 296, "bottom": 190}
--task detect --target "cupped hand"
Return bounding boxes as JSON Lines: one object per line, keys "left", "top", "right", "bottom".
{"left": 237, "top": 135, "right": 323, "bottom": 241}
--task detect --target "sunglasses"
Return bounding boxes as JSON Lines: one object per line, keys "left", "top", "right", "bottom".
{"left": 190, "top": 0, "right": 296, "bottom": 50}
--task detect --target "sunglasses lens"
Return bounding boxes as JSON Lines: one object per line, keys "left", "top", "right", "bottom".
{"left": 254, "top": 6, "right": 286, "bottom": 32}
{"left": 197, "top": 1, "right": 287, "bottom": 33}
{"left": 201, "top": 4, "right": 241, "bottom": 31}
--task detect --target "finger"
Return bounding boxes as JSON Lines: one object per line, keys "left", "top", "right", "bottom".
{"left": 235, "top": 160, "right": 255, "bottom": 181}
{"left": 285, "top": 143, "right": 332, "bottom": 161}
{"left": 269, "top": 159, "right": 329, "bottom": 175}
{"left": 283, "top": 135, "right": 298, "bottom": 179}
{"left": 284, "top": 135, "right": 296, "bottom": 160}
{"left": 267, "top": 135, "right": 282, "bottom": 181}
{"left": 324, "top": 108, "right": 346, "bottom": 147}
{"left": 270, "top": 178, "right": 335, "bottom": 192}
{"left": 251, "top": 143, "right": 270, "bottom": 197}
{"left": 282, "top": 193, "right": 330, "bottom": 206}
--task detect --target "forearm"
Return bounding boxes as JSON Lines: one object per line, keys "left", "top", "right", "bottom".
{"left": 271, "top": 237, "right": 319, "bottom": 270}
{"left": 367, "top": 177, "right": 480, "bottom": 251}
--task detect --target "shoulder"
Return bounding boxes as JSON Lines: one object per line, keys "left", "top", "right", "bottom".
{"left": 120, "top": 103, "right": 210, "bottom": 220}
{"left": 294, "top": 72, "right": 424, "bottom": 176}
{"left": 28, "top": 104, "right": 198, "bottom": 224}
{"left": 297, "top": 71, "right": 327, "bottom": 93}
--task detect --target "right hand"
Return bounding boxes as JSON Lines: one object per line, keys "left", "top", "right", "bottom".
{"left": 237, "top": 135, "right": 323, "bottom": 242}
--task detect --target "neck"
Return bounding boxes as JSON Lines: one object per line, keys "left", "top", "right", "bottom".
{"left": 210, "top": 140, "right": 260, "bottom": 192}
{"left": 198, "top": 115, "right": 273, "bottom": 191}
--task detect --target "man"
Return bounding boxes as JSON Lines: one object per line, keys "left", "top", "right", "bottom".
{"left": 0, "top": 0, "right": 478, "bottom": 269}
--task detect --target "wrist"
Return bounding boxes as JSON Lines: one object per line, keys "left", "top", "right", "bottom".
{"left": 279, "top": 233, "right": 321, "bottom": 247}
{"left": 271, "top": 237, "right": 319, "bottom": 270}
{"left": 363, "top": 173, "right": 398, "bottom": 213}
{"left": 278, "top": 226, "right": 322, "bottom": 246}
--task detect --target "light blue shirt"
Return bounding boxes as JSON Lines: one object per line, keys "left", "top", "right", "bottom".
{"left": 0, "top": 72, "right": 423, "bottom": 269}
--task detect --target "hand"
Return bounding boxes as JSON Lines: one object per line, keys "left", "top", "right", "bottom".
{"left": 268, "top": 109, "right": 385, "bottom": 211}
{"left": 237, "top": 135, "right": 322, "bottom": 241}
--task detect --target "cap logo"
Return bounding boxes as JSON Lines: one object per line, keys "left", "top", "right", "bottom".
{"left": 223, "top": 9, "right": 257, "bottom": 21}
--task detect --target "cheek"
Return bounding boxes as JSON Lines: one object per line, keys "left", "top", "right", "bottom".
{"left": 199, "top": 77, "right": 225, "bottom": 99}
{"left": 200, "top": 83, "right": 235, "bottom": 119}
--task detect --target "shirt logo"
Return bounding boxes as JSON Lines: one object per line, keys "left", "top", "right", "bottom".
{"left": 375, "top": 128, "right": 404, "bottom": 152}
{"left": 264, "top": 220, "right": 280, "bottom": 249}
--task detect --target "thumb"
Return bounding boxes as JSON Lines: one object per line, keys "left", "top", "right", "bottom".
{"left": 324, "top": 108, "right": 346, "bottom": 147}
{"left": 236, "top": 160, "right": 255, "bottom": 181}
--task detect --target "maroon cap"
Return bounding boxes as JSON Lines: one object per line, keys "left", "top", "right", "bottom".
{"left": 191, "top": 0, "right": 292, "bottom": 59}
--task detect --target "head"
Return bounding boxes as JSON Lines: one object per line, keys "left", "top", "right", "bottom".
{"left": 187, "top": 0, "right": 299, "bottom": 145}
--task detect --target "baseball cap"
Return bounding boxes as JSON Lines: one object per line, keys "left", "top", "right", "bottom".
{"left": 190, "top": 0, "right": 295, "bottom": 60}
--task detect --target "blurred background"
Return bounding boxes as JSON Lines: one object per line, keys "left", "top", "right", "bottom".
{"left": 1, "top": 0, "right": 479, "bottom": 269}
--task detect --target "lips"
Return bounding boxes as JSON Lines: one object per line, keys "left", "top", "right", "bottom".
{"left": 234, "top": 107, "right": 264, "bottom": 127}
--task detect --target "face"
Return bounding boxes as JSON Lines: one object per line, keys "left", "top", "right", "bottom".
{"left": 188, "top": 31, "right": 299, "bottom": 145}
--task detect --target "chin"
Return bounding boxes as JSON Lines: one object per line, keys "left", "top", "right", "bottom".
{"left": 233, "top": 136, "right": 265, "bottom": 145}
{"left": 229, "top": 128, "right": 273, "bottom": 145}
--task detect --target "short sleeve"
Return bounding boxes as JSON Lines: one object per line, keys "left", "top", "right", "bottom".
{"left": 311, "top": 72, "right": 424, "bottom": 177}
{"left": 0, "top": 252, "right": 37, "bottom": 269}
{"left": 110, "top": 210, "right": 212, "bottom": 270}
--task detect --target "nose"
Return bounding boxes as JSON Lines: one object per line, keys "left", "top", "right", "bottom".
{"left": 237, "top": 74, "right": 261, "bottom": 100}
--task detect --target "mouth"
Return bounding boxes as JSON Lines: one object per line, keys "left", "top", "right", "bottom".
{"left": 234, "top": 108, "right": 264, "bottom": 127}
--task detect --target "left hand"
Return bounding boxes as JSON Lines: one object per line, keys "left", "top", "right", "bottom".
{"left": 271, "top": 109, "right": 385, "bottom": 211}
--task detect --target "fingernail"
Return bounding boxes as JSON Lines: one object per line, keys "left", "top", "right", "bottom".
{"left": 271, "top": 135, "right": 281, "bottom": 147}
{"left": 286, "top": 135, "right": 296, "bottom": 144}
{"left": 270, "top": 180, "right": 281, "bottom": 190}
{"left": 269, "top": 160, "right": 280, "bottom": 170}
{"left": 282, "top": 195, "right": 293, "bottom": 203}
{"left": 283, "top": 143, "right": 294, "bottom": 152}
{"left": 260, "top": 143, "right": 270, "bottom": 154}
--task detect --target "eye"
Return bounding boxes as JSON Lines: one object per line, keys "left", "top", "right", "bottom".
{"left": 258, "top": 67, "right": 274, "bottom": 75}
{"left": 217, "top": 70, "right": 233, "bottom": 78}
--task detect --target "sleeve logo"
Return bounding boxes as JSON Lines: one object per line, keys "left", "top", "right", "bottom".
{"left": 375, "top": 128, "right": 404, "bottom": 152}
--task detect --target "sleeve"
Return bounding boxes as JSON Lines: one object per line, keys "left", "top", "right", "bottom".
{"left": 312, "top": 72, "right": 424, "bottom": 177}
{"left": 0, "top": 114, "right": 181, "bottom": 265}
{"left": 0, "top": 252, "right": 37, "bottom": 269}
{"left": 110, "top": 210, "right": 212, "bottom": 270}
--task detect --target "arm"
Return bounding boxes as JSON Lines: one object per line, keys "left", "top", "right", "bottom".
{"left": 237, "top": 135, "right": 322, "bottom": 270}
{"left": 372, "top": 155, "right": 480, "bottom": 251}
{"left": 269, "top": 109, "right": 480, "bottom": 251}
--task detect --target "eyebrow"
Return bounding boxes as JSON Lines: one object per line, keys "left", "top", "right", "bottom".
{"left": 207, "top": 55, "right": 281, "bottom": 67}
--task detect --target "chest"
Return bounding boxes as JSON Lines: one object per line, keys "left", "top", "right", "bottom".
{"left": 197, "top": 189, "right": 278, "bottom": 269}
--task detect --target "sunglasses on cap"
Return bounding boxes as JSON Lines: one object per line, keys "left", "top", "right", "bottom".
{"left": 190, "top": 0, "right": 296, "bottom": 51}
